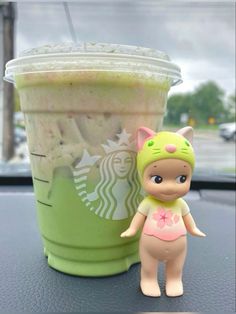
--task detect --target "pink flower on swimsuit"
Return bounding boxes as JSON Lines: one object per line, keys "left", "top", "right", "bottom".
{"left": 138, "top": 197, "right": 189, "bottom": 241}
{"left": 144, "top": 207, "right": 187, "bottom": 241}
{"left": 153, "top": 208, "right": 173, "bottom": 228}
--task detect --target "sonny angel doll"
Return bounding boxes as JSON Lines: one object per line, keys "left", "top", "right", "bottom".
{"left": 121, "top": 126, "right": 206, "bottom": 297}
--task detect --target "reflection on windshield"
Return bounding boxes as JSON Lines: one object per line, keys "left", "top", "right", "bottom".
{"left": 0, "top": 1, "right": 235, "bottom": 178}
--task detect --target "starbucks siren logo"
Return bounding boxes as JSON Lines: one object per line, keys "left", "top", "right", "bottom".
{"left": 73, "top": 129, "right": 142, "bottom": 220}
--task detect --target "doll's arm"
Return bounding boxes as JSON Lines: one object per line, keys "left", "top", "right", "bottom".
{"left": 120, "top": 212, "right": 146, "bottom": 238}
{"left": 183, "top": 213, "right": 206, "bottom": 237}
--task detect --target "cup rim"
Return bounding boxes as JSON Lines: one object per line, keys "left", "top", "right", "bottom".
{"left": 4, "top": 43, "right": 182, "bottom": 86}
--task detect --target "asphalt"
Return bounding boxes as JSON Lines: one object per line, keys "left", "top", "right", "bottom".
{"left": 193, "top": 131, "right": 235, "bottom": 172}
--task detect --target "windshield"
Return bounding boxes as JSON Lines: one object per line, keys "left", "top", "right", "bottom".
{"left": 0, "top": 1, "right": 235, "bottom": 179}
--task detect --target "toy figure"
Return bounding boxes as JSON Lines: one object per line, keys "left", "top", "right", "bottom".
{"left": 121, "top": 126, "right": 206, "bottom": 297}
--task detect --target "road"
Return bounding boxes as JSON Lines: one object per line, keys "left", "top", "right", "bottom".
{"left": 194, "top": 130, "right": 235, "bottom": 173}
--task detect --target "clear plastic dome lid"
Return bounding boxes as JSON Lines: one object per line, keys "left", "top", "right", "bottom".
{"left": 19, "top": 42, "right": 170, "bottom": 59}
{"left": 5, "top": 42, "right": 182, "bottom": 86}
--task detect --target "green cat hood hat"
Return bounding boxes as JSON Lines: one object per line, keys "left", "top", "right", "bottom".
{"left": 136, "top": 126, "right": 195, "bottom": 177}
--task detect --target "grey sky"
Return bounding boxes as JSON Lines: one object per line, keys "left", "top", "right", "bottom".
{"left": 15, "top": 1, "right": 235, "bottom": 96}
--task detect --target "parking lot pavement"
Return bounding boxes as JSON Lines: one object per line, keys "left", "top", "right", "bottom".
{"left": 194, "top": 130, "right": 235, "bottom": 172}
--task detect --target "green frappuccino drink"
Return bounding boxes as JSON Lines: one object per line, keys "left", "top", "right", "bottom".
{"left": 5, "top": 43, "right": 181, "bottom": 276}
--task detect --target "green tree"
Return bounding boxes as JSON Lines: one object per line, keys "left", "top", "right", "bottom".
{"left": 225, "top": 93, "right": 236, "bottom": 122}
{"left": 191, "top": 81, "right": 226, "bottom": 124}
{"left": 165, "top": 81, "right": 227, "bottom": 126}
{"left": 165, "top": 93, "right": 193, "bottom": 125}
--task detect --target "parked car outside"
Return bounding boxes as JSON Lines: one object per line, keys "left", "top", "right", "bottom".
{"left": 219, "top": 122, "right": 236, "bottom": 141}
{"left": 14, "top": 126, "right": 27, "bottom": 146}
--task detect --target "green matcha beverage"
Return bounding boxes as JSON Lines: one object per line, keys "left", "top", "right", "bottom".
{"left": 5, "top": 43, "right": 181, "bottom": 276}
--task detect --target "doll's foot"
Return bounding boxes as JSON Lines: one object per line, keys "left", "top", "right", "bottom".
{"left": 140, "top": 280, "right": 161, "bottom": 297}
{"left": 165, "top": 280, "right": 183, "bottom": 297}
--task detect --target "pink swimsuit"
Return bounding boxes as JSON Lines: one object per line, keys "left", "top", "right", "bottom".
{"left": 138, "top": 196, "right": 190, "bottom": 241}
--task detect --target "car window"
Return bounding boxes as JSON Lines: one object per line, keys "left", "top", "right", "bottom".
{"left": 0, "top": 1, "right": 235, "bottom": 178}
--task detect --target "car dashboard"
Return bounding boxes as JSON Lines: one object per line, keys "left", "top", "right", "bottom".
{"left": 0, "top": 186, "right": 235, "bottom": 312}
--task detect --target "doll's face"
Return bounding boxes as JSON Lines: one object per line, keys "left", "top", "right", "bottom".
{"left": 142, "top": 158, "right": 192, "bottom": 202}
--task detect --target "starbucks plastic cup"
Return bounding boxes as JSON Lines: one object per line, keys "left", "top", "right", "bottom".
{"left": 4, "top": 43, "right": 181, "bottom": 276}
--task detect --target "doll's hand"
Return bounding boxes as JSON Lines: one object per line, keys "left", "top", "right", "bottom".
{"left": 189, "top": 227, "right": 206, "bottom": 237}
{"left": 120, "top": 228, "right": 137, "bottom": 238}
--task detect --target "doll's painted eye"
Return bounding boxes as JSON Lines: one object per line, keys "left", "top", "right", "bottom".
{"left": 151, "top": 175, "right": 163, "bottom": 184}
{"left": 176, "top": 175, "right": 187, "bottom": 183}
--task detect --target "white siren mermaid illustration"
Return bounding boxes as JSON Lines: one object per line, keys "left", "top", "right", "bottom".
{"left": 73, "top": 130, "right": 142, "bottom": 220}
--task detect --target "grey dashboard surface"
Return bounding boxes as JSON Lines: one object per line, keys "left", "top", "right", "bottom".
{"left": 0, "top": 187, "right": 235, "bottom": 313}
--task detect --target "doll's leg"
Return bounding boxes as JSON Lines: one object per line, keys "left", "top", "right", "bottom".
{"left": 165, "top": 240, "right": 187, "bottom": 297}
{"left": 139, "top": 244, "right": 161, "bottom": 297}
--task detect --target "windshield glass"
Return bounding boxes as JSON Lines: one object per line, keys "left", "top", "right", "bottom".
{"left": 0, "top": 1, "right": 235, "bottom": 179}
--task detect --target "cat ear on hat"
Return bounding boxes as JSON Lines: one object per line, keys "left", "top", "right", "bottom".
{"left": 136, "top": 127, "right": 155, "bottom": 151}
{"left": 176, "top": 126, "right": 194, "bottom": 144}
